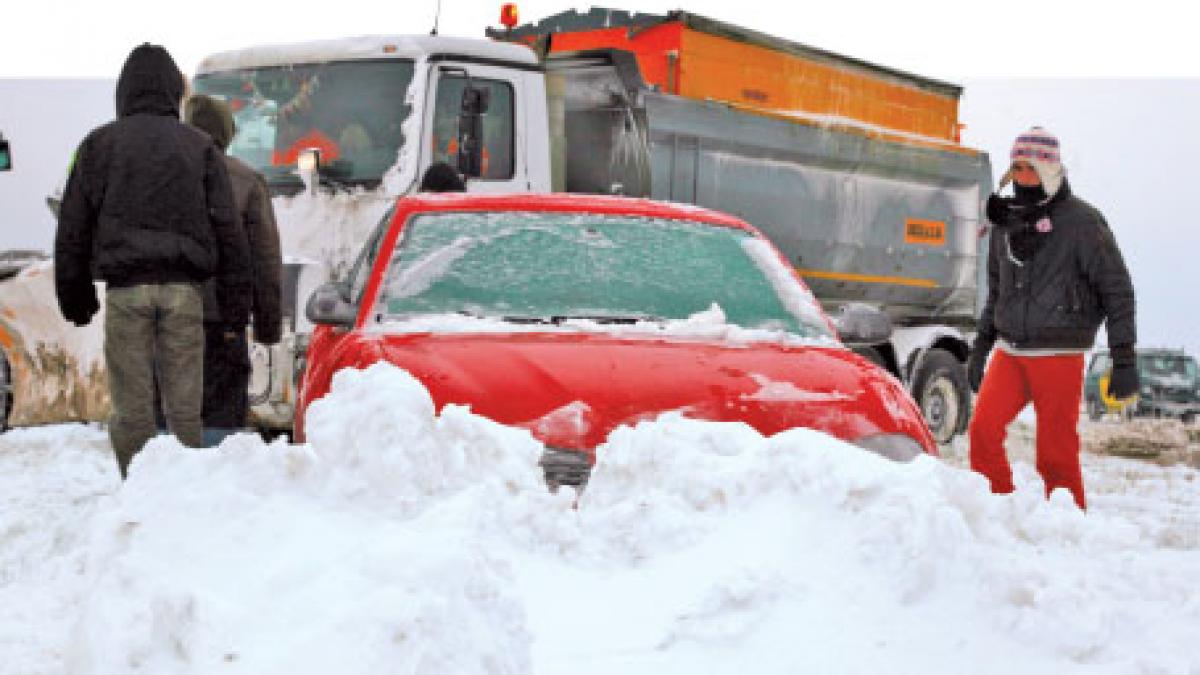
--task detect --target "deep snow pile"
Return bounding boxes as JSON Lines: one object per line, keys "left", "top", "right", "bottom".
{"left": 3, "top": 363, "right": 1200, "bottom": 674}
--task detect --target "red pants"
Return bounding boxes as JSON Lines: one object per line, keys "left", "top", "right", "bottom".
{"left": 968, "top": 349, "right": 1087, "bottom": 510}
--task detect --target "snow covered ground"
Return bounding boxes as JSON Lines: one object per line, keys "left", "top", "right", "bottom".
{"left": 2, "top": 363, "right": 1199, "bottom": 674}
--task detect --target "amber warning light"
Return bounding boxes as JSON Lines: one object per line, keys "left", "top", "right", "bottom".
{"left": 500, "top": 3, "right": 519, "bottom": 29}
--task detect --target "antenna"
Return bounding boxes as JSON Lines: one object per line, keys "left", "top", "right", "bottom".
{"left": 431, "top": 0, "right": 442, "bottom": 36}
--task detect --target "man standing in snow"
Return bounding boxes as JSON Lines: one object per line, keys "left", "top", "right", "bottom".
{"left": 183, "top": 94, "right": 283, "bottom": 446}
{"left": 966, "top": 127, "right": 1137, "bottom": 510}
{"left": 55, "top": 44, "right": 251, "bottom": 478}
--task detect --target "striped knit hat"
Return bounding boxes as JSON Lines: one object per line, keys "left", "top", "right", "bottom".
{"left": 1009, "top": 126, "right": 1064, "bottom": 196}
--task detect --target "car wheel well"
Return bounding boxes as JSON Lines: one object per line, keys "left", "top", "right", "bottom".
{"left": 853, "top": 343, "right": 900, "bottom": 379}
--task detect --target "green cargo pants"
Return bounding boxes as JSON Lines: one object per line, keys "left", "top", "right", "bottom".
{"left": 105, "top": 283, "right": 204, "bottom": 478}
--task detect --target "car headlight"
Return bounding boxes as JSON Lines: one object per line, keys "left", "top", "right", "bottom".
{"left": 854, "top": 433, "right": 925, "bottom": 462}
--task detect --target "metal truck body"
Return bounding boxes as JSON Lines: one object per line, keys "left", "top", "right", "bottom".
{"left": 0, "top": 9, "right": 991, "bottom": 442}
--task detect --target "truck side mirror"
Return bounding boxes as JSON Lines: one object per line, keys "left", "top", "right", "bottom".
{"left": 457, "top": 86, "right": 490, "bottom": 178}
{"left": 834, "top": 303, "right": 892, "bottom": 346}
{"left": 461, "top": 86, "right": 490, "bottom": 116}
{"left": 0, "top": 136, "right": 11, "bottom": 171}
{"left": 305, "top": 281, "right": 357, "bottom": 327}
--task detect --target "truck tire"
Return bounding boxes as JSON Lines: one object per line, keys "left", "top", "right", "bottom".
{"left": 912, "top": 348, "right": 969, "bottom": 445}
{"left": 0, "top": 349, "right": 12, "bottom": 432}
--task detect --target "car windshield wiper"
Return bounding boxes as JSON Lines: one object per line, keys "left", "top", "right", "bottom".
{"left": 492, "top": 314, "right": 663, "bottom": 325}
{"left": 549, "top": 314, "right": 662, "bottom": 325}
{"left": 379, "top": 311, "right": 665, "bottom": 327}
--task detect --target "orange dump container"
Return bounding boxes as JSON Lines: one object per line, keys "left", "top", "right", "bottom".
{"left": 494, "top": 9, "right": 963, "bottom": 143}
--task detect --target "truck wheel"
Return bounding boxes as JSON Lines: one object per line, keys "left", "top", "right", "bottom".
{"left": 0, "top": 349, "right": 12, "bottom": 432}
{"left": 912, "top": 348, "right": 969, "bottom": 445}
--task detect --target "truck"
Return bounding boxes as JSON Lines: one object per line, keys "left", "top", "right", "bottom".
{"left": 0, "top": 7, "right": 992, "bottom": 443}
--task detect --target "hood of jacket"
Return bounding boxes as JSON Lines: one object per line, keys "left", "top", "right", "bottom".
{"left": 116, "top": 44, "right": 184, "bottom": 118}
{"left": 184, "top": 94, "right": 235, "bottom": 150}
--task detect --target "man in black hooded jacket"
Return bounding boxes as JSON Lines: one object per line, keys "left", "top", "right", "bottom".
{"left": 55, "top": 44, "right": 251, "bottom": 478}
{"left": 967, "top": 127, "right": 1137, "bottom": 510}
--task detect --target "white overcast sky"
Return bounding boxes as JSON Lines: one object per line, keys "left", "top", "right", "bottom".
{"left": 2, "top": 0, "right": 1199, "bottom": 79}
{"left": 3, "top": 0, "right": 1199, "bottom": 356}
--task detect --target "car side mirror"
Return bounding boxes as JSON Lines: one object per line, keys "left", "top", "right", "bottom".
{"left": 834, "top": 303, "right": 892, "bottom": 346}
{"left": 305, "top": 281, "right": 357, "bottom": 327}
{"left": 0, "top": 135, "right": 11, "bottom": 171}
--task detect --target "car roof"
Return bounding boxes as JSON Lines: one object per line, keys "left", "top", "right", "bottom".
{"left": 393, "top": 193, "right": 759, "bottom": 234}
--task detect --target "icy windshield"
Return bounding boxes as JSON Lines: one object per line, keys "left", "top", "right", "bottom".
{"left": 193, "top": 59, "right": 414, "bottom": 186}
{"left": 375, "top": 212, "right": 832, "bottom": 339}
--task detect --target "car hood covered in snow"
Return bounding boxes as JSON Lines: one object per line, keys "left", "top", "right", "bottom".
{"left": 303, "top": 329, "right": 935, "bottom": 455}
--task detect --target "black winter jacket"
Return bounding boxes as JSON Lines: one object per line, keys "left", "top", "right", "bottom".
{"left": 978, "top": 182, "right": 1136, "bottom": 351}
{"left": 54, "top": 44, "right": 251, "bottom": 328}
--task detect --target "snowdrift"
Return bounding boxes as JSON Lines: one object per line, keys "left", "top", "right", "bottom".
{"left": 8, "top": 363, "right": 1197, "bottom": 674}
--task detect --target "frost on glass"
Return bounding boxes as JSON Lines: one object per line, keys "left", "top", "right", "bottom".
{"left": 376, "top": 212, "right": 834, "bottom": 339}
{"left": 193, "top": 60, "right": 415, "bottom": 186}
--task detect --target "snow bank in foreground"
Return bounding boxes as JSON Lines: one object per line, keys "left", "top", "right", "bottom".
{"left": 43, "top": 363, "right": 1200, "bottom": 674}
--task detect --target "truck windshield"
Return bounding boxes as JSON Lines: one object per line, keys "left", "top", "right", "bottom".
{"left": 375, "top": 212, "right": 833, "bottom": 339}
{"left": 193, "top": 59, "right": 414, "bottom": 187}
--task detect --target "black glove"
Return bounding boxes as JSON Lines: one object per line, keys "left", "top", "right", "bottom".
{"left": 59, "top": 282, "right": 100, "bottom": 327}
{"left": 967, "top": 336, "right": 994, "bottom": 393}
{"left": 986, "top": 194, "right": 1015, "bottom": 227}
{"left": 1107, "top": 345, "right": 1140, "bottom": 400}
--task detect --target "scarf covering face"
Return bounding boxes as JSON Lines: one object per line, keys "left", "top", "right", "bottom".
{"left": 1004, "top": 180, "right": 1071, "bottom": 262}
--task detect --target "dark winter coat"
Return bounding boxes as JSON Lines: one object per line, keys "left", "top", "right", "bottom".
{"left": 978, "top": 181, "right": 1136, "bottom": 351}
{"left": 54, "top": 44, "right": 251, "bottom": 328}
{"left": 215, "top": 156, "right": 283, "bottom": 344}
{"left": 184, "top": 94, "right": 284, "bottom": 344}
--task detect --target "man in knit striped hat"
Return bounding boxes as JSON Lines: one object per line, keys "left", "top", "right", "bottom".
{"left": 968, "top": 126, "right": 1137, "bottom": 510}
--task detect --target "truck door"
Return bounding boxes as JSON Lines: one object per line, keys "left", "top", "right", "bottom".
{"left": 425, "top": 63, "right": 526, "bottom": 193}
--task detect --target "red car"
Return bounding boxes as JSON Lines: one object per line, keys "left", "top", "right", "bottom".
{"left": 297, "top": 194, "right": 936, "bottom": 485}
